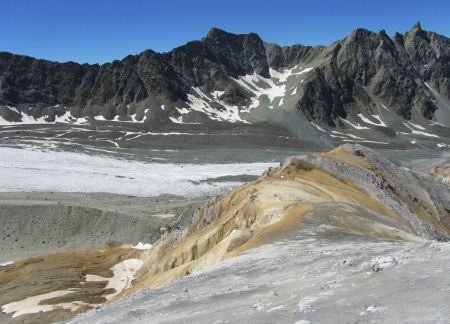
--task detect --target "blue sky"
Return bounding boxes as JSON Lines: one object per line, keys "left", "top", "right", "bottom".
{"left": 1, "top": 0, "right": 449, "bottom": 64}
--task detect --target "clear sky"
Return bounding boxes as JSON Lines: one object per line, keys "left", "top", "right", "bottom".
{"left": 1, "top": 0, "right": 449, "bottom": 64}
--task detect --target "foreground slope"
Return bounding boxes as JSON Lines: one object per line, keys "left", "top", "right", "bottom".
{"left": 1, "top": 144, "right": 449, "bottom": 323}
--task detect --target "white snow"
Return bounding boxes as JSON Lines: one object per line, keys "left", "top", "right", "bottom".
{"left": 331, "top": 131, "right": 363, "bottom": 139}
{"left": 342, "top": 139, "right": 389, "bottom": 144}
{"left": 403, "top": 123, "right": 439, "bottom": 138}
{"left": 85, "top": 259, "right": 144, "bottom": 300}
{"left": 269, "top": 66, "right": 314, "bottom": 83}
{"left": 211, "top": 90, "right": 225, "bottom": 99}
{"left": 151, "top": 213, "right": 175, "bottom": 218}
{"left": 143, "top": 109, "right": 150, "bottom": 122}
{"left": 0, "top": 147, "right": 275, "bottom": 197}
{"left": 234, "top": 66, "right": 313, "bottom": 105}
{"left": 330, "top": 134, "right": 348, "bottom": 139}
{"left": 229, "top": 66, "right": 313, "bottom": 114}
{"left": 357, "top": 113, "right": 386, "bottom": 127}
{"left": 0, "top": 107, "right": 87, "bottom": 125}
{"left": 360, "top": 305, "right": 387, "bottom": 316}
{"left": 430, "top": 121, "right": 446, "bottom": 127}
{"left": 310, "top": 122, "right": 326, "bottom": 132}
{"left": 102, "top": 139, "right": 119, "bottom": 147}
{"left": 380, "top": 104, "right": 390, "bottom": 111}
{"left": 424, "top": 82, "right": 441, "bottom": 97}
{"left": 169, "top": 116, "right": 184, "bottom": 123}
{"left": 340, "top": 118, "right": 370, "bottom": 130}
{"left": 0, "top": 290, "right": 89, "bottom": 318}
{"left": 0, "top": 261, "right": 14, "bottom": 267}
{"left": 176, "top": 107, "right": 190, "bottom": 114}
{"left": 406, "top": 121, "right": 425, "bottom": 130}
{"left": 94, "top": 115, "right": 106, "bottom": 121}
{"left": 267, "top": 305, "right": 285, "bottom": 312}
{"left": 0, "top": 259, "right": 145, "bottom": 318}
{"left": 179, "top": 87, "right": 248, "bottom": 123}
{"left": 232, "top": 73, "right": 286, "bottom": 103}
{"left": 132, "top": 242, "right": 153, "bottom": 250}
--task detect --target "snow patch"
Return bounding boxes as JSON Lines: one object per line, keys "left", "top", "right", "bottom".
{"left": 132, "top": 242, "right": 153, "bottom": 250}
{"left": 232, "top": 73, "right": 285, "bottom": 103}
{"left": 0, "top": 261, "right": 14, "bottom": 267}
{"left": 424, "top": 82, "right": 441, "bottom": 97}
{"left": 341, "top": 118, "right": 370, "bottom": 130}
{"left": 0, "top": 258, "right": 145, "bottom": 318}
{"left": 178, "top": 87, "right": 248, "bottom": 123}
{"left": 169, "top": 116, "right": 184, "bottom": 124}
{"left": 342, "top": 139, "right": 389, "bottom": 144}
{"left": 0, "top": 107, "right": 86, "bottom": 125}
{"left": 403, "top": 123, "right": 439, "bottom": 138}
{"left": 269, "top": 66, "right": 313, "bottom": 83}
{"left": 211, "top": 90, "right": 225, "bottom": 99}
{"left": 407, "top": 121, "right": 425, "bottom": 131}
{"left": 0, "top": 290, "right": 89, "bottom": 318}
{"left": 84, "top": 259, "right": 143, "bottom": 300}
{"left": 357, "top": 113, "right": 386, "bottom": 127}
{"left": 332, "top": 131, "right": 363, "bottom": 139}
{"left": 267, "top": 305, "right": 285, "bottom": 312}
{"left": 311, "top": 122, "right": 326, "bottom": 132}
{"left": 380, "top": 104, "right": 390, "bottom": 111}
{"left": 360, "top": 305, "right": 387, "bottom": 316}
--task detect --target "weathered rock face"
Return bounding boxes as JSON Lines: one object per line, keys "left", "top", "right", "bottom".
{"left": 298, "top": 23, "right": 449, "bottom": 123}
{"left": 429, "top": 164, "right": 450, "bottom": 186}
{"left": 0, "top": 23, "right": 449, "bottom": 126}
{"left": 0, "top": 28, "right": 267, "bottom": 109}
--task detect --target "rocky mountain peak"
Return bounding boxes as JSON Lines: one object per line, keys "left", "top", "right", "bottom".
{"left": 378, "top": 29, "right": 389, "bottom": 38}
{"left": 411, "top": 21, "right": 423, "bottom": 32}
{"left": 204, "top": 27, "right": 233, "bottom": 41}
{"left": 349, "top": 27, "right": 377, "bottom": 41}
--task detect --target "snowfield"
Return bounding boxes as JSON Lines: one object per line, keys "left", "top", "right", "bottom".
{"left": 0, "top": 147, "right": 275, "bottom": 197}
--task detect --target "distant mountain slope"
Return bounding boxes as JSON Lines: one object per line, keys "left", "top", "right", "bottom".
{"left": 0, "top": 23, "right": 449, "bottom": 146}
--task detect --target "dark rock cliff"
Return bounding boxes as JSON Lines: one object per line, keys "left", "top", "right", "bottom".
{"left": 0, "top": 23, "right": 448, "bottom": 126}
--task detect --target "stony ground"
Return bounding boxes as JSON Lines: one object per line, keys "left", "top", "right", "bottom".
{"left": 0, "top": 123, "right": 449, "bottom": 324}
{"left": 69, "top": 226, "right": 450, "bottom": 324}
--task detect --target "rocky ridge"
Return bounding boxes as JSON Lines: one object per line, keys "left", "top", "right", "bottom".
{"left": 0, "top": 23, "right": 449, "bottom": 130}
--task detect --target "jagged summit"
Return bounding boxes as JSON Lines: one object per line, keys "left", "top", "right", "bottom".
{"left": 412, "top": 21, "right": 423, "bottom": 32}
{"left": 204, "top": 27, "right": 236, "bottom": 40}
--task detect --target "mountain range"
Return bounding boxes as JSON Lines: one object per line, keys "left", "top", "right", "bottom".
{"left": 0, "top": 22, "right": 449, "bottom": 146}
